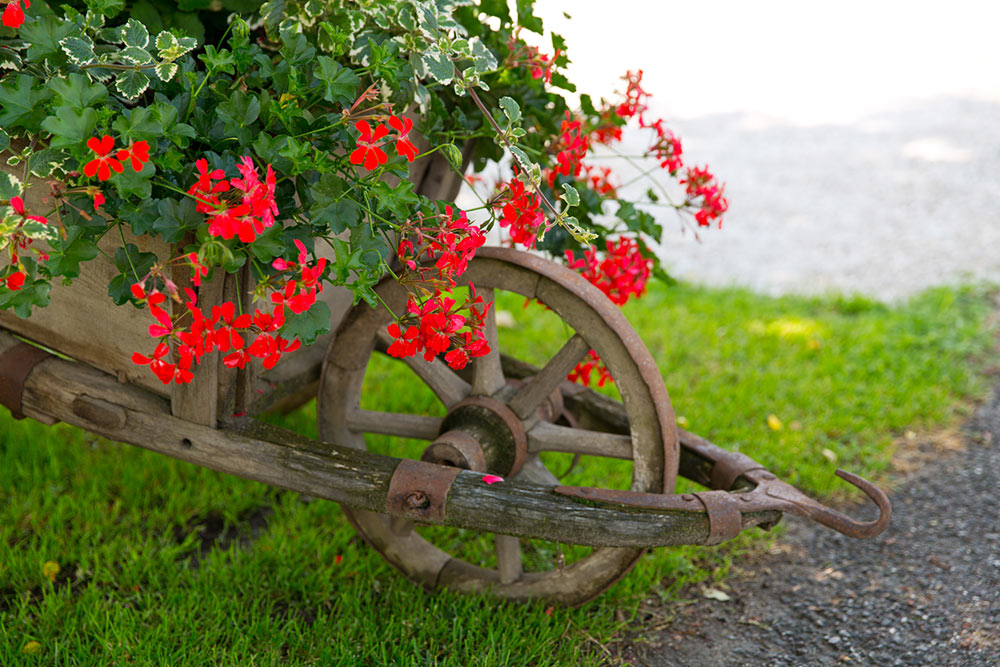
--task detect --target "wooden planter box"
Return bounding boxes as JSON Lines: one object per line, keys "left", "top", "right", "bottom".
{"left": 0, "top": 138, "right": 473, "bottom": 427}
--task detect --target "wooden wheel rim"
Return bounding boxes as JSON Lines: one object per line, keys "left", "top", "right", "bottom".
{"left": 318, "top": 247, "right": 679, "bottom": 604}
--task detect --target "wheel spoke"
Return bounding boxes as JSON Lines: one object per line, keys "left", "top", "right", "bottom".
{"left": 471, "top": 287, "right": 505, "bottom": 396}
{"left": 527, "top": 421, "right": 633, "bottom": 459}
{"left": 376, "top": 330, "right": 471, "bottom": 407}
{"left": 507, "top": 333, "right": 590, "bottom": 419}
{"left": 495, "top": 534, "right": 522, "bottom": 584}
{"left": 513, "top": 453, "right": 562, "bottom": 486}
{"left": 346, "top": 409, "right": 443, "bottom": 440}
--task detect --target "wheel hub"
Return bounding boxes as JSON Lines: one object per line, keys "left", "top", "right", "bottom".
{"left": 428, "top": 396, "right": 527, "bottom": 477}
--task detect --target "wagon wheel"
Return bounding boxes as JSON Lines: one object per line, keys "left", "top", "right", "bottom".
{"left": 318, "top": 247, "right": 679, "bottom": 605}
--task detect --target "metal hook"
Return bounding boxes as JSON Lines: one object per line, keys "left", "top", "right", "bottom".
{"left": 762, "top": 468, "right": 892, "bottom": 539}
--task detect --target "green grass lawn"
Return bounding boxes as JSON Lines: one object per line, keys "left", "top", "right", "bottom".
{"left": 1, "top": 282, "right": 995, "bottom": 665}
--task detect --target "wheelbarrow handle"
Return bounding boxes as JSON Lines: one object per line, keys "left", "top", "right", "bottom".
{"left": 556, "top": 428, "right": 891, "bottom": 544}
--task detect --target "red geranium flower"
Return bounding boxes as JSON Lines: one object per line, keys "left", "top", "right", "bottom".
{"left": 84, "top": 136, "right": 124, "bottom": 181}
{"left": 9, "top": 196, "right": 47, "bottom": 224}
{"left": 5, "top": 270, "right": 25, "bottom": 291}
{"left": 350, "top": 121, "right": 389, "bottom": 171}
{"left": 2, "top": 0, "right": 28, "bottom": 29}
{"left": 116, "top": 141, "right": 150, "bottom": 171}
{"left": 388, "top": 115, "right": 419, "bottom": 162}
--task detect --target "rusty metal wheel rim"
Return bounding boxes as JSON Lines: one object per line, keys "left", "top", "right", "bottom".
{"left": 318, "top": 247, "right": 679, "bottom": 605}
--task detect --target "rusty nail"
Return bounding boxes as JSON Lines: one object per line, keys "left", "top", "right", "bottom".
{"left": 681, "top": 494, "right": 695, "bottom": 501}
{"left": 405, "top": 492, "right": 430, "bottom": 510}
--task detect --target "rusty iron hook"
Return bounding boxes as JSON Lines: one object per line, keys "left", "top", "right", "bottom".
{"left": 757, "top": 468, "right": 892, "bottom": 539}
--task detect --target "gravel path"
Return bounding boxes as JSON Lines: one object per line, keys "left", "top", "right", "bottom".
{"left": 650, "top": 96, "right": 1000, "bottom": 301}
{"left": 612, "top": 381, "right": 1000, "bottom": 666}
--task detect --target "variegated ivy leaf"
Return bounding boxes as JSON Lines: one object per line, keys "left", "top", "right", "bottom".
{"left": 414, "top": 1, "right": 439, "bottom": 37}
{"left": 0, "top": 171, "right": 22, "bottom": 200}
{"left": 0, "top": 50, "right": 21, "bottom": 70}
{"left": 397, "top": 5, "right": 416, "bottom": 31}
{"left": 60, "top": 36, "right": 96, "bottom": 66}
{"left": 420, "top": 48, "right": 452, "bottom": 84}
{"left": 561, "top": 183, "right": 580, "bottom": 207}
{"left": 120, "top": 46, "right": 154, "bottom": 64}
{"left": 304, "top": 0, "right": 323, "bottom": 17}
{"left": 115, "top": 69, "right": 150, "bottom": 101}
{"left": 155, "top": 62, "right": 178, "bottom": 82}
{"left": 470, "top": 37, "right": 497, "bottom": 72}
{"left": 83, "top": 10, "right": 105, "bottom": 31}
{"left": 28, "top": 148, "right": 69, "bottom": 178}
{"left": 509, "top": 145, "right": 532, "bottom": 174}
{"left": 121, "top": 19, "right": 150, "bottom": 49}
{"left": 155, "top": 31, "right": 197, "bottom": 61}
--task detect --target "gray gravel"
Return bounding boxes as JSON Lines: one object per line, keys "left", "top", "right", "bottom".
{"left": 612, "top": 380, "right": 1000, "bottom": 666}
{"left": 651, "top": 96, "right": 1000, "bottom": 301}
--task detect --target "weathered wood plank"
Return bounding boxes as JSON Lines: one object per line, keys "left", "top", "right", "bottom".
{"left": 3, "top": 329, "right": 780, "bottom": 548}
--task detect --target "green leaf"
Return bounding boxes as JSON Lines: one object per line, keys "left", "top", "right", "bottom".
{"left": 421, "top": 48, "right": 453, "bottom": 84}
{"left": 0, "top": 129, "right": 8, "bottom": 153}
{"left": 121, "top": 18, "right": 150, "bottom": 49}
{"left": 309, "top": 173, "right": 360, "bottom": 235}
{"left": 48, "top": 74, "right": 108, "bottom": 113}
{"left": 112, "top": 107, "right": 162, "bottom": 142}
{"left": 560, "top": 183, "right": 580, "bottom": 207}
{"left": 59, "top": 35, "right": 97, "bottom": 65}
{"left": 469, "top": 37, "right": 497, "bottom": 72}
{"left": 315, "top": 56, "right": 360, "bottom": 106}
{"left": 247, "top": 223, "right": 284, "bottom": 263}
{"left": 85, "top": 0, "right": 125, "bottom": 18}
{"left": 115, "top": 70, "right": 150, "bottom": 101}
{"left": 0, "top": 49, "right": 22, "bottom": 71}
{"left": 40, "top": 106, "right": 97, "bottom": 149}
{"left": 515, "top": 0, "right": 544, "bottom": 33}
{"left": 108, "top": 243, "right": 158, "bottom": 305}
{"left": 198, "top": 44, "right": 236, "bottom": 75}
{"left": 120, "top": 198, "right": 159, "bottom": 236}
{"left": 152, "top": 100, "right": 195, "bottom": 145}
{"left": 20, "top": 16, "right": 76, "bottom": 61}
{"left": 369, "top": 179, "right": 417, "bottom": 221}
{"left": 153, "top": 197, "right": 201, "bottom": 243}
{"left": 0, "top": 171, "right": 22, "bottom": 199}
{"left": 280, "top": 300, "right": 330, "bottom": 346}
{"left": 508, "top": 145, "right": 532, "bottom": 173}
{"left": 47, "top": 226, "right": 99, "bottom": 279}
{"left": 109, "top": 160, "right": 155, "bottom": 199}
{"left": 0, "top": 74, "right": 52, "bottom": 130}
{"left": 499, "top": 96, "right": 520, "bottom": 124}
{"left": 217, "top": 91, "right": 260, "bottom": 144}
{"left": 0, "top": 278, "right": 51, "bottom": 319}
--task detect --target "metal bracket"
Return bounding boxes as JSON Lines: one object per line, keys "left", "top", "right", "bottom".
{"left": 0, "top": 343, "right": 52, "bottom": 419}
{"left": 693, "top": 491, "right": 743, "bottom": 545}
{"left": 385, "top": 459, "right": 461, "bottom": 522}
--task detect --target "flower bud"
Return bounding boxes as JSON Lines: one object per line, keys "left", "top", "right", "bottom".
{"left": 230, "top": 17, "right": 250, "bottom": 42}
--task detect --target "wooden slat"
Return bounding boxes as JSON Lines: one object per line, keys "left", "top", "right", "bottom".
{"left": 508, "top": 334, "right": 590, "bottom": 419}
{"left": 526, "top": 422, "right": 633, "bottom": 459}
{"left": 345, "top": 409, "right": 443, "bottom": 440}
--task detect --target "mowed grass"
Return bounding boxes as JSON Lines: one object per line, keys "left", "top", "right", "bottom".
{"left": 1, "top": 282, "right": 995, "bottom": 665}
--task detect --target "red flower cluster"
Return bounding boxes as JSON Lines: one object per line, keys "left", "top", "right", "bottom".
{"left": 386, "top": 288, "right": 490, "bottom": 370}
{"left": 2, "top": 0, "right": 28, "bottom": 28}
{"left": 187, "top": 156, "right": 278, "bottom": 243}
{"left": 567, "top": 349, "right": 612, "bottom": 388}
{"left": 396, "top": 206, "right": 486, "bottom": 288}
{"left": 506, "top": 30, "right": 560, "bottom": 83}
{"left": 84, "top": 136, "right": 150, "bottom": 181}
{"left": 495, "top": 177, "right": 545, "bottom": 249}
{"left": 388, "top": 206, "right": 492, "bottom": 370}
{"left": 616, "top": 70, "right": 650, "bottom": 121}
{"left": 2, "top": 194, "right": 49, "bottom": 292}
{"left": 547, "top": 112, "right": 590, "bottom": 187}
{"left": 680, "top": 166, "right": 729, "bottom": 228}
{"left": 646, "top": 120, "right": 683, "bottom": 175}
{"left": 350, "top": 115, "right": 418, "bottom": 170}
{"left": 565, "top": 237, "right": 651, "bottom": 307}
{"left": 583, "top": 165, "right": 617, "bottom": 197}
{"left": 130, "top": 283, "right": 301, "bottom": 384}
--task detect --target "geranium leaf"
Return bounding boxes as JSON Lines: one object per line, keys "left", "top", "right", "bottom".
{"left": 40, "top": 106, "right": 97, "bottom": 148}
{"left": 280, "top": 300, "right": 331, "bottom": 346}
{"left": 315, "top": 56, "right": 360, "bottom": 106}
{"left": 48, "top": 74, "right": 108, "bottom": 113}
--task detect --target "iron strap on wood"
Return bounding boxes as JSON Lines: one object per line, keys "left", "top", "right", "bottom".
{"left": 0, "top": 342, "right": 53, "bottom": 419}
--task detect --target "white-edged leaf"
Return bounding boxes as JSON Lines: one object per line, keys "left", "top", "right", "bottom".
{"left": 470, "top": 37, "right": 497, "bottom": 72}
{"left": 60, "top": 36, "right": 96, "bottom": 65}
{"left": 115, "top": 69, "right": 150, "bottom": 101}
{"left": 561, "top": 183, "right": 580, "bottom": 207}
{"left": 499, "top": 96, "right": 520, "bottom": 124}
{"left": 0, "top": 49, "right": 22, "bottom": 70}
{"left": 509, "top": 145, "right": 531, "bottom": 172}
{"left": 121, "top": 19, "right": 150, "bottom": 49}
{"left": 98, "top": 26, "right": 125, "bottom": 44}
{"left": 155, "top": 30, "right": 177, "bottom": 52}
{"left": 420, "top": 48, "right": 453, "bottom": 84}
{"left": 28, "top": 148, "right": 69, "bottom": 178}
{"left": 0, "top": 171, "right": 23, "bottom": 200}
{"left": 120, "top": 46, "right": 154, "bottom": 64}
{"left": 155, "top": 61, "right": 178, "bottom": 82}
